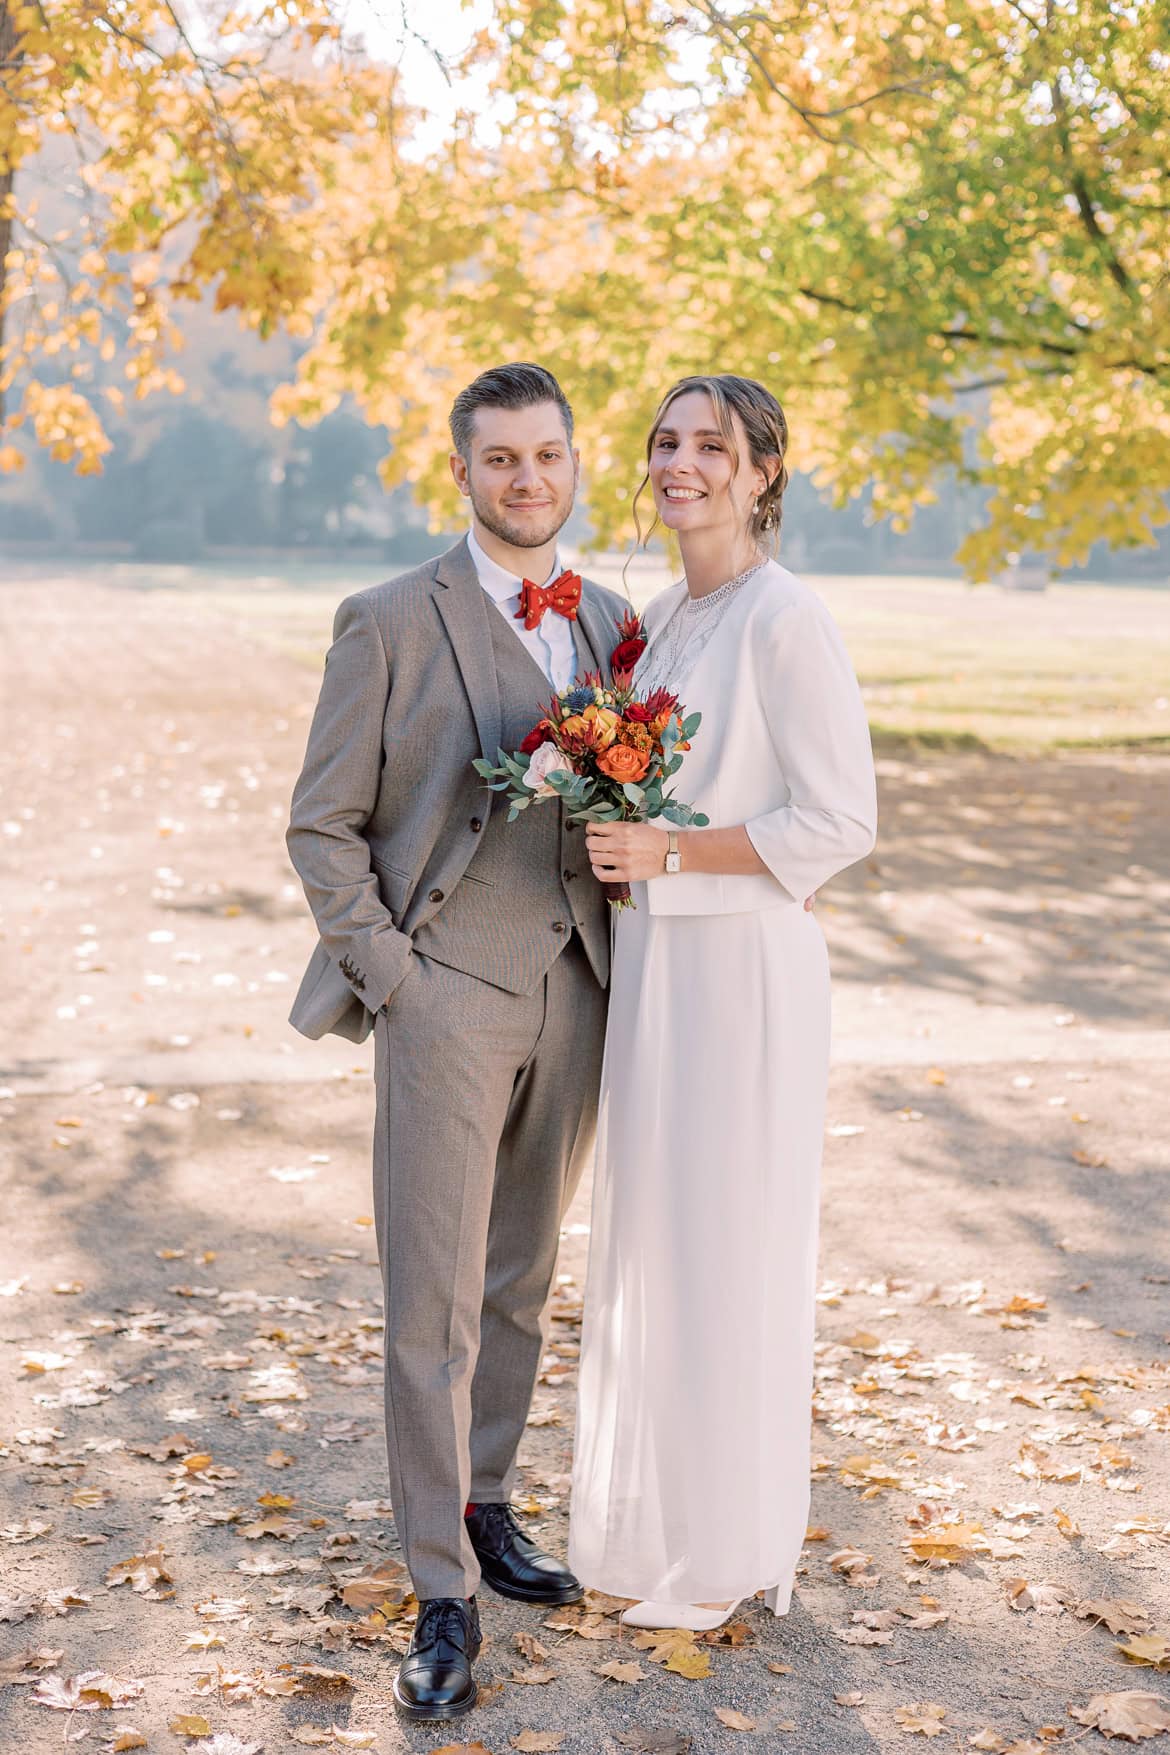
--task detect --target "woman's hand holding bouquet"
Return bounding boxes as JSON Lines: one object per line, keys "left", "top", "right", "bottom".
{"left": 472, "top": 612, "right": 708, "bottom": 909}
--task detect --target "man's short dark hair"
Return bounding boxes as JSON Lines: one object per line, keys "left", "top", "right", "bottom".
{"left": 449, "top": 363, "right": 574, "bottom": 458}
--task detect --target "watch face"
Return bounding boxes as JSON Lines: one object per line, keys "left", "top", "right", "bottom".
{"left": 666, "top": 853, "right": 682, "bottom": 874}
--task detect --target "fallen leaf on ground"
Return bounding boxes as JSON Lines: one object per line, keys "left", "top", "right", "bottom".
{"left": 828, "top": 1546, "right": 874, "bottom": 1577}
{"left": 631, "top": 1627, "right": 711, "bottom": 1679}
{"left": 112, "top": 1733, "right": 148, "bottom": 1751}
{"left": 906, "top": 1523, "right": 990, "bottom": 1561}
{"left": 704, "top": 1618, "right": 752, "bottom": 1646}
{"left": 835, "top": 1693, "right": 867, "bottom": 1707}
{"left": 1002, "top": 1577, "right": 1069, "bottom": 1614}
{"left": 510, "top": 1664, "right": 558, "bottom": 1686}
{"left": 1075, "top": 1599, "right": 1151, "bottom": 1634}
{"left": 283, "top": 1665, "right": 355, "bottom": 1693}
{"left": 715, "top": 1708, "right": 756, "bottom": 1730}
{"left": 340, "top": 1561, "right": 414, "bottom": 1612}
{"left": 34, "top": 1674, "right": 90, "bottom": 1712}
{"left": 834, "top": 1625, "right": 892, "bottom": 1646}
{"left": 895, "top": 1702, "right": 948, "bottom": 1736}
{"left": 614, "top": 1733, "right": 692, "bottom": 1754}
{"left": 170, "top": 1714, "right": 213, "bottom": 1736}
{"left": 1070, "top": 1691, "right": 1170, "bottom": 1739}
{"left": 594, "top": 1660, "right": 645, "bottom": 1683}
{"left": 967, "top": 1734, "right": 1005, "bottom": 1752}
{"left": 513, "top": 1630, "right": 548, "bottom": 1663}
{"left": 1116, "top": 1635, "right": 1170, "bottom": 1669}
{"left": 105, "top": 1547, "right": 172, "bottom": 1595}
{"left": 0, "top": 1648, "right": 62, "bottom": 1686}
{"left": 542, "top": 1607, "right": 611, "bottom": 1640}
{"left": 431, "top": 1745, "right": 494, "bottom": 1755}
{"left": 511, "top": 1734, "right": 566, "bottom": 1752}
{"left": 3, "top": 1520, "right": 52, "bottom": 1544}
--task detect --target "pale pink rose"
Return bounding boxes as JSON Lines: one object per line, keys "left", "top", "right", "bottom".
{"left": 524, "top": 741, "right": 576, "bottom": 796}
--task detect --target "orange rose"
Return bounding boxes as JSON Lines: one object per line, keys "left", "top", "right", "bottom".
{"left": 597, "top": 742, "right": 651, "bottom": 784}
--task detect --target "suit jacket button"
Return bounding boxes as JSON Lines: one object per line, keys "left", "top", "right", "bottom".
{"left": 563, "top": 869, "right": 575, "bottom": 883}
{"left": 429, "top": 888, "right": 444, "bottom": 904}
{"left": 565, "top": 821, "right": 577, "bottom": 832}
{"left": 470, "top": 818, "right": 483, "bottom": 833}
{"left": 552, "top": 921, "right": 567, "bottom": 934}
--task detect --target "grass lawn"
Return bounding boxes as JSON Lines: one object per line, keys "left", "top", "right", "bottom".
{"left": 8, "top": 556, "right": 1168, "bottom": 751}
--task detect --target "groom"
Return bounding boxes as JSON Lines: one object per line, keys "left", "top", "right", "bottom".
{"left": 286, "top": 364, "right": 628, "bottom": 1722}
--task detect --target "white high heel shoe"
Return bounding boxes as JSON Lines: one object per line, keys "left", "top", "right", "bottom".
{"left": 620, "top": 1598, "right": 743, "bottom": 1632}
{"left": 762, "top": 1582, "right": 791, "bottom": 1617}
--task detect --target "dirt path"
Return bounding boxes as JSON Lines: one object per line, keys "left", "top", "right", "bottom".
{"left": 2, "top": 578, "right": 1168, "bottom": 1755}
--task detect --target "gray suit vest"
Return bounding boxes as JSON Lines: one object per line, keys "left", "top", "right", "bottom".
{"left": 410, "top": 605, "right": 610, "bottom": 994}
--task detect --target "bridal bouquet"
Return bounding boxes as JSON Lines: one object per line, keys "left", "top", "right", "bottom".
{"left": 472, "top": 612, "right": 708, "bottom": 910}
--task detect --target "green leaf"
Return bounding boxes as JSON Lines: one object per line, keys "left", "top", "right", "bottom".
{"left": 622, "top": 782, "right": 645, "bottom": 806}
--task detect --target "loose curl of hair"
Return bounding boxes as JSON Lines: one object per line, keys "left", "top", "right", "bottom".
{"left": 632, "top": 373, "right": 790, "bottom": 556}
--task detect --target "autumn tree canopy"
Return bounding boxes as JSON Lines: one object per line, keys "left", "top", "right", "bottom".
{"left": 0, "top": 0, "right": 381, "bottom": 469}
{"left": 4, "top": 0, "right": 1169, "bottom": 574}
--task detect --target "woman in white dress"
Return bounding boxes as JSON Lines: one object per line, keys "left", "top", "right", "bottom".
{"left": 570, "top": 374, "right": 877, "bottom": 1631}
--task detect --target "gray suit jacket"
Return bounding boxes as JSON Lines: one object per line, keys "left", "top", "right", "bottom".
{"left": 286, "top": 537, "right": 629, "bottom": 1043}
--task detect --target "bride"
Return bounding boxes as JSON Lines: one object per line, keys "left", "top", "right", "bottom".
{"left": 570, "top": 373, "right": 877, "bottom": 1630}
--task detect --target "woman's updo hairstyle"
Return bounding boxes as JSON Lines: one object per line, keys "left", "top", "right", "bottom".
{"left": 633, "top": 373, "right": 790, "bottom": 554}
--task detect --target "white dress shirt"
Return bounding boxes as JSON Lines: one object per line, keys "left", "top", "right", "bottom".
{"left": 467, "top": 527, "right": 577, "bottom": 693}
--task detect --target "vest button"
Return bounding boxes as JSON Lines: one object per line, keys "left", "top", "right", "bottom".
{"left": 429, "top": 888, "right": 444, "bottom": 904}
{"left": 470, "top": 817, "right": 483, "bottom": 833}
{"left": 565, "top": 821, "right": 577, "bottom": 832}
{"left": 563, "top": 869, "right": 575, "bottom": 883}
{"left": 552, "top": 921, "right": 567, "bottom": 934}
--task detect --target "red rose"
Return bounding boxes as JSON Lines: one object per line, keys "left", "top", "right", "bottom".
{"left": 611, "top": 636, "right": 647, "bottom": 676}
{"left": 519, "top": 718, "right": 555, "bottom": 756}
{"left": 624, "top": 701, "right": 654, "bottom": 723}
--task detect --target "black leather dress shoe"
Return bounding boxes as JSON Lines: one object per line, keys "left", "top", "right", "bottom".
{"left": 393, "top": 1595, "right": 481, "bottom": 1722}
{"left": 465, "top": 1502, "right": 584, "bottom": 1605}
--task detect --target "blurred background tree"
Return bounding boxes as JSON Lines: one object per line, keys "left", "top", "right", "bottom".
{"left": 3, "top": 0, "right": 1168, "bottom": 578}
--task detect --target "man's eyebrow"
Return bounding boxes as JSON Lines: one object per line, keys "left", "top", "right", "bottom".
{"left": 481, "top": 437, "right": 568, "bottom": 451}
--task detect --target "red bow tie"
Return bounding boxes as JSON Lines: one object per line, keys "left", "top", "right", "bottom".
{"left": 515, "top": 569, "right": 582, "bottom": 631}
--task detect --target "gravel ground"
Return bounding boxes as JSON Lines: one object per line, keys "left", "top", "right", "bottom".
{"left": 1, "top": 574, "right": 1168, "bottom": 1755}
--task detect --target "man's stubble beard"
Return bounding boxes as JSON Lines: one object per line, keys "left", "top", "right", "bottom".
{"left": 468, "top": 482, "right": 574, "bottom": 552}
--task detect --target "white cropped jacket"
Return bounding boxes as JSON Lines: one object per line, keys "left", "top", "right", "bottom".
{"left": 641, "top": 561, "right": 878, "bottom": 916}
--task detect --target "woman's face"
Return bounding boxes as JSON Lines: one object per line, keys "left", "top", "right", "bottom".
{"left": 648, "top": 391, "right": 766, "bottom": 542}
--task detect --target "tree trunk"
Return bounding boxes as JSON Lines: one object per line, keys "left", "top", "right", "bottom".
{"left": 0, "top": 0, "right": 20, "bottom": 429}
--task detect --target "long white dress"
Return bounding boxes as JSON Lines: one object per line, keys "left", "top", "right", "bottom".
{"left": 569, "top": 560, "right": 877, "bottom": 1608}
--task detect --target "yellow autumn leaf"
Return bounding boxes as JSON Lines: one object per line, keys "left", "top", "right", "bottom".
{"left": 1117, "top": 1634, "right": 1170, "bottom": 1669}
{"left": 896, "top": 1701, "right": 948, "bottom": 1736}
{"left": 715, "top": 1707, "right": 756, "bottom": 1730}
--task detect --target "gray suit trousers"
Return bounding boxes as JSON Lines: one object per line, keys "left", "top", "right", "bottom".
{"left": 373, "top": 939, "right": 606, "bottom": 1600}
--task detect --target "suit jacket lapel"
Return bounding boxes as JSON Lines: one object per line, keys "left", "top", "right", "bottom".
{"left": 433, "top": 537, "right": 503, "bottom": 763}
{"left": 575, "top": 584, "right": 617, "bottom": 682}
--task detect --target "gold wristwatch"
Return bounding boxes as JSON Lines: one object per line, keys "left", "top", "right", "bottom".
{"left": 664, "top": 830, "right": 682, "bottom": 875}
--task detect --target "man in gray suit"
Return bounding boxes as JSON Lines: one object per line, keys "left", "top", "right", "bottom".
{"left": 286, "top": 364, "right": 628, "bottom": 1723}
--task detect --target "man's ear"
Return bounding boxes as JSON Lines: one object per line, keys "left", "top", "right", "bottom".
{"left": 450, "top": 451, "right": 471, "bottom": 497}
{"left": 572, "top": 446, "right": 581, "bottom": 488}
